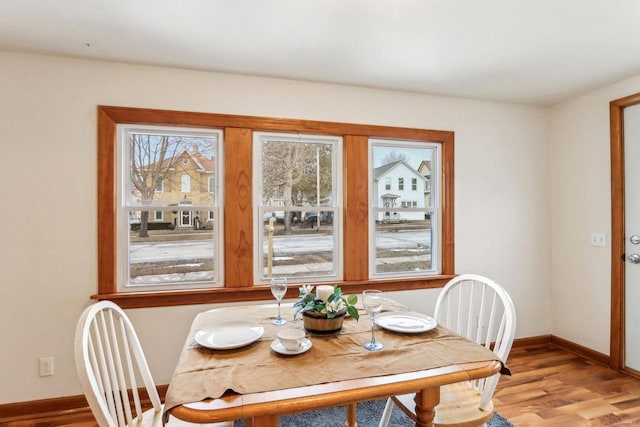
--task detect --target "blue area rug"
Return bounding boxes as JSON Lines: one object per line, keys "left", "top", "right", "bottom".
{"left": 233, "top": 398, "right": 513, "bottom": 426}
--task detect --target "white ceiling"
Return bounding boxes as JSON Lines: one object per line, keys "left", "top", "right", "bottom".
{"left": 2, "top": 0, "right": 640, "bottom": 106}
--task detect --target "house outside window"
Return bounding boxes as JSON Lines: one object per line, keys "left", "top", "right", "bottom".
{"left": 254, "top": 132, "right": 342, "bottom": 283}
{"left": 117, "top": 124, "right": 223, "bottom": 292}
{"left": 370, "top": 139, "right": 440, "bottom": 278}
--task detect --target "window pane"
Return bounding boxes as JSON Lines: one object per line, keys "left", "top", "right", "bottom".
{"left": 256, "top": 133, "right": 341, "bottom": 282}
{"left": 374, "top": 214, "right": 432, "bottom": 274}
{"left": 370, "top": 141, "right": 439, "bottom": 277}
{"left": 126, "top": 132, "right": 216, "bottom": 206}
{"left": 261, "top": 210, "right": 335, "bottom": 278}
{"left": 126, "top": 209, "right": 216, "bottom": 287}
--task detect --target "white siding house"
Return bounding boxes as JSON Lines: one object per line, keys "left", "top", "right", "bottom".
{"left": 373, "top": 160, "right": 427, "bottom": 221}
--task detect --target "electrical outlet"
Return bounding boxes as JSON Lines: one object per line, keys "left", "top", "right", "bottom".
{"left": 591, "top": 232, "right": 607, "bottom": 247}
{"left": 39, "top": 357, "right": 54, "bottom": 376}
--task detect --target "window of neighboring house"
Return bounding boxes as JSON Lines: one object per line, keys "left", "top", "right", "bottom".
{"left": 181, "top": 174, "right": 190, "bottom": 192}
{"left": 398, "top": 177, "right": 404, "bottom": 191}
{"left": 116, "top": 124, "right": 223, "bottom": 292}
{"left": 254, "top": 132, "right": 341, "bottom": 283}
{"left": 98, "top": 106, "right": 454, "bottom": 309}
{"left": 370, "top": 139, "right": 441, "bottom": 278}
{"left": 412, "top": 178, "right": 418, "bottom": 191}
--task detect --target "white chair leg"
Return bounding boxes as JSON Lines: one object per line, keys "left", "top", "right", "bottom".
{"left": 378, "top": 398, "right": 394, "bottom": 427}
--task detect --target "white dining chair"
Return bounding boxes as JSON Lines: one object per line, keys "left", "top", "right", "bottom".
{"left": 74, "top": 300, "right": 233, "bottom": 427}
{"left": 378, "top": 274, "right": 516, "bottom": 427}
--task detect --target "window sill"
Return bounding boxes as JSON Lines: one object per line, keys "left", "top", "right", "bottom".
{"left": 93, "top": 276, "right": 455, "bottom": 309}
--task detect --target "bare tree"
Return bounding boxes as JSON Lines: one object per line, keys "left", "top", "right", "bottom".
{"left": 381, "top": 150, "right": 410, "bottom": 165}
{"left": 130, "top": 134, "right": 183, "bottom": 237}
{"left": 262, "top": 141, "right": 332, "bottom": 232}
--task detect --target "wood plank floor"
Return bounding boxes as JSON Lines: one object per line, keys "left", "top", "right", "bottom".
{"left": 5, "top": 344, "right": 640, "bottom": 426}
{"left": 494, "top": 345, "right": 640, "bottom": 426}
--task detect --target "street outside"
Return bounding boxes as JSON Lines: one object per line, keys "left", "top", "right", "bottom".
{"left": 128, "top": 222, "right": 432, "bottom": 283}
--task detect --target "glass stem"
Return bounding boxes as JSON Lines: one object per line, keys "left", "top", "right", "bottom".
{"left": 370, "top": 314, "right": 376, "bottom": 343}
{"left": 277, "top": 301, "right": 281, "bottom": 320}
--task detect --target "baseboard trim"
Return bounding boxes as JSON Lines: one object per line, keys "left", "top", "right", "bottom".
{"left": 0, "top": 336, "right": 610, "bottom": 422}
{"left": 511, "top": 334, "right": 551, "bottom": 349}
{"left": 550, "top": 335, "right": 610, "bottom": 366}
{"left": 0, "top": 385, "right": 168, "bottom": 422}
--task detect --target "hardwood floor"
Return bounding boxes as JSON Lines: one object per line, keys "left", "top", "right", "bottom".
{"left": 495, "top": 345, "right": 640, "bottom": 426}
{"left": 5, "top": 344, "right": 640, "bottom": 426}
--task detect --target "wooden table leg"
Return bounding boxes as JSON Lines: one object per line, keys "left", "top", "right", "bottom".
{"left": 252, "top": 414, "right": 278, "bottom": 427}
{"left": 345, "top": 403, "right": 358, "bottom": 427}
{"left": 413, "top": 387, "right": 440, "bottom": 427}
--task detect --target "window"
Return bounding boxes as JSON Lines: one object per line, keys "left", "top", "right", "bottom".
{"left": 370, "top": 139, "right": 441, "bottom": 278}
{"left": 254, "top": 132, "right": 341, "bottom": 283}
{"left": 98, "top": 106, "right": 454, "bottom": 308}
{"left": 181, "top": 174, "right": 190, "bottom": 192}
{"left": 398, "top": 177, "right": 404, "bottom": 191}
{"left": 155, "top": 177, "right": 164, "bottom": 192}
{"left": 116, "top": 124, "right": 223, "bottom": 292}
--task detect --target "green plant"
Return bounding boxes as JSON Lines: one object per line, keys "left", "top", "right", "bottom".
{"left": 294, "top": 284, "right": 359, "bottom": 320}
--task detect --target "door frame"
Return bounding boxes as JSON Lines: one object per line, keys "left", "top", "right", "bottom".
{"left": 610, "top": 92, "right": 640, "bottom": 373}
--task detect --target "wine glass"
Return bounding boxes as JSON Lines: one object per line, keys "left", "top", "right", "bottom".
{"left": 270, "top": 277, "right": 288, "bottom": 325}
{"left": 362, "top": 290, "right": 384, "bottom": 351}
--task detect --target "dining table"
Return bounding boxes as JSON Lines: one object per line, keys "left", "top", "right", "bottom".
{"left": 163, "top": 299, "right": 503, "bottom": 427}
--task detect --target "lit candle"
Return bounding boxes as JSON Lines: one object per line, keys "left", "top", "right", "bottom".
{"left": 316, "top": 285, "right": 334, "bottom": 302}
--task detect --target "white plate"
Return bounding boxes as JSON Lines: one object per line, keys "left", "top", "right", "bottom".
{"left": 375, "top": 312, "right": 437, "bottom": 333}
{"left": 194, "top": 322, "right": 264, "bottom": 350}
{"left": 271, "top": 338, "right": 312, "bottom": 355}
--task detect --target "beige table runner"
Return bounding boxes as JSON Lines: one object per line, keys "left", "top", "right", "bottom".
{"left": 164, "top": 300, "right": 499, "bottom": 417}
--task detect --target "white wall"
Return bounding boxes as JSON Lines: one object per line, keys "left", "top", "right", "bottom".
{"left": 549, "top": 74, "right": 640, "bottom": 355}
{"left": 0, "top": 51, "right": 550, "bottom": 404}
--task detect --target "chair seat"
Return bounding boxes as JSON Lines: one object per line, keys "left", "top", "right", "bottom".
{"left": 128, "top": 404, "right": 234, "bottom": 427}
{"left": 391, "top": 382, "right": 494, "bottom": 427}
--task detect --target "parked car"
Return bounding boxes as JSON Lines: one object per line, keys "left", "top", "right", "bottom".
{"left": 302, "top": 211, "right": 333, "bottom": 227}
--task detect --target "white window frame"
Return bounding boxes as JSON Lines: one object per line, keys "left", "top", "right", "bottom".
{"left": 252, "top": 131, "right": 343, "bottom": 285}
{"left": 181, "top": 174, "right": 190, "bottom": 193}
{"left": 116, "top": 124, "right": 224, "bottom": 292}
{"left": 368, "top": 138, "right": 441, "bottom": 279}
{"left": 155, "top": 176, "right": 164, "bottom": 193}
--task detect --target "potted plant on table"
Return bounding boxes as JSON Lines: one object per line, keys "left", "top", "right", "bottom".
{"left": 294, "top": 284, "right": 359, "bottom": 333}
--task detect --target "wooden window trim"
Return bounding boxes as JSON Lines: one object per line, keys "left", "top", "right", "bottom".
{"left": 96, "top": 106, "right": 455, "bottom": 309}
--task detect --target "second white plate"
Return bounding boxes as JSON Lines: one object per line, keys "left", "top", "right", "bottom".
{"left": 195, "top": 321, "right": 264, "bottom": 350}
{"left": 375, "top": 312, "right": 437, "bottom": 333}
